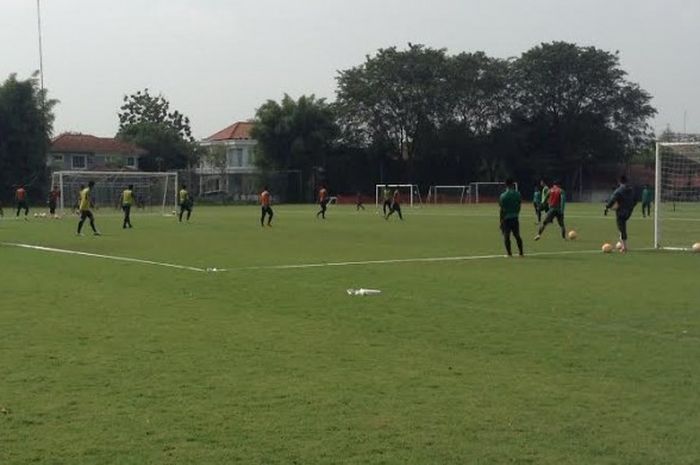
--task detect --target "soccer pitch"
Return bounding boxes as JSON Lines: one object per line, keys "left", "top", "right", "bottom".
{"left": 1, "top": 203, "right": 699, "bottom": 464}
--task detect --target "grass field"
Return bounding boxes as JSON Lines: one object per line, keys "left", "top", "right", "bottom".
{"left": 1, "top": 203, "right": 699, "bottom": 464}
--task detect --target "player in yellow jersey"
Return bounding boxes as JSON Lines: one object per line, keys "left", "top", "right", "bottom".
{"left": 77, "top": 181, "right": 100, "bottom": 236}
{"left": 178, "top": 184, "right": 192, "bottom": 222}
{"left": 260, "top": 186, "right": 273, "bottom": 227}
{"left": 121, "top": 184, "right": 134, "bottom": 229}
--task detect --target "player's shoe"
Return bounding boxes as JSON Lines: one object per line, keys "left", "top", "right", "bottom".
{"left": 94, "top": 231, "right": 101, "bottom": 236}
{"left": 534, "top": 234, "right": 541, "bottom": 241}
{"left": 76, "top": 232, "right": 84, "bottom": 236}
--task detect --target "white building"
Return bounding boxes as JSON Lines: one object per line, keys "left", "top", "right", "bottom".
{"left": 197, "top": 121, "right": 260, "bottom": 200}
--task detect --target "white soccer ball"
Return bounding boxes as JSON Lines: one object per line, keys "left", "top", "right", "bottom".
{"left": 692, "top": 243, "right": 700, "bottom": 253}
{"left": 615, "top": 241, "right": 623, "bottom": 251}
{"left": 33, "top": 213, "right": 39, "bottom": 218}
{"left": 567, "top": 230, "right": 578, "bottom": 240}
{"left": 602, "top": 243, "right": 613, "bottom": 253}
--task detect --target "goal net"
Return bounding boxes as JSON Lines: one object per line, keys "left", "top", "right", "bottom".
{"left": 655, "top": 142, "right": 700, "bottom": 250}
{"left": 426, "top": 185, "right": 471, "bottom": 205}
{"left": 468, "top": 182, "right": 517, "bottom": 203}
{"left": 375, "top": 184, "right": 423, "bottom": 209}
{"left": 51, "top": 171, "right": 179, "bottom": 215}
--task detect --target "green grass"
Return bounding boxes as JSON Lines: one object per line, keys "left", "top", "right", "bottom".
{"left": 1, "top": 203, "right": 699, "bottom": 464}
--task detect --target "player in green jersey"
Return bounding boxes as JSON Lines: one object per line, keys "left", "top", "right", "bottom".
{"left": 641, "top": 184, "right": 652, "bottom": 218}
{"left": 499, "top": 178, "right": 524, "bottom": 257}
{"left": 532, "top": 186, "right": 542, "bottom": 223}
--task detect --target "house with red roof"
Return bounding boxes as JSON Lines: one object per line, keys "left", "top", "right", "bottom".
{"left": 49, "top": 133, "right": 147, "bottom": 171}
{"left": 197, "top": 121, "right": 259, "bottom": 198}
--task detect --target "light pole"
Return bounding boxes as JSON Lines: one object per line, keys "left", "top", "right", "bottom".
{"left": 37, "top": 0, "right": 45, "bottom": 96}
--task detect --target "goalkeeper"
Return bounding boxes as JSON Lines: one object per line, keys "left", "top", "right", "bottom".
{"left": 605, "top": 175, "right": 636, "bottom": 253}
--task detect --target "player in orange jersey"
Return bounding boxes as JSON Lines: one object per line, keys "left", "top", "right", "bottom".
{"left": 260, "top": 186, "right": 273, "bottom": 227}
{"left": 316, "top": 185, "right": 329, "bottom": 219}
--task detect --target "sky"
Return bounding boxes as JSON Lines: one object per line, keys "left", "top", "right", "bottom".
{"left": 2, "top": 0, "right": 699, "bottom": 139}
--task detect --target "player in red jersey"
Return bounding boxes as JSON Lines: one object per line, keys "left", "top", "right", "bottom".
{"left": 316, "top": 185, "right": 329, "bottom": 219}
{"left": 15, "top": 185, "right": 29, "bottom": 219}
{"left": 534, "top": 180, "right": 566, "bottom": 240}
{"left": 260, "top": 186, "right": 273, "bottom": 227}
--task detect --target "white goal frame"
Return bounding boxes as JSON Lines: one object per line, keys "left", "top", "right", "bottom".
{"left": 375, "top": 184, "right": 423, "bottom": 209}
{"left": 427, "top": 185, "right": 471, "bottom": 205}
{"left": 468, "top": 181, "right": 518, "bottom": 203}
{"left": 51, "top": 170, "right": 179, "bottom": 215}
{"left": 654, "top": 142, "right": 700, "bottom": 250}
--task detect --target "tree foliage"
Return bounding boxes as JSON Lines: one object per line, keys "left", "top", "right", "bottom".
{"left": 117, "top": 89, "right": 197, "bottom": 171}
{"left": 251, "top": 94, "right": 338, "bottom": 173}
{"left": 0, "top": 72, "right": 57, "bottom": 202}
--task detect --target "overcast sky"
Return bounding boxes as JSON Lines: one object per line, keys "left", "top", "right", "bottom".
{"left": 2, "top": 0, "right": 699, "bottom": 139}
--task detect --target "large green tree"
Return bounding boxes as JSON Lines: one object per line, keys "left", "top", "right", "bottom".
{"left": 509, "top": 42, "right": 657, "bottom": 187}
{"left": 251, "top": 94, "right": 338, "bottom": 188}
{"left": 0, "top": 72, "right": 57, "bottom": 202}
{"left": 117, "top": 89, "right": 197, "bottom": 171}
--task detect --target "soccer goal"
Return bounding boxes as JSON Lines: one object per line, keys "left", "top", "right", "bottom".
{"left": 654, "top": 142, "right": 700, "bottom": 250}
{"left": 426, "top": 185, "right": 471, "bottom": 205}
{"left": 468, "top": 181, "right": 517, "bottom": 203}
{"left": 51, "top": 171, "right": 179, "bottom": 215}
{"left": 375, "top": 184, "right": 423, "bottom": 209}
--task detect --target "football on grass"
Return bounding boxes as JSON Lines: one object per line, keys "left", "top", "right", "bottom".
{"left": 602, "top": 243, "right": 613, "bottom": 253}
{"left": 568, "top": 230, "right": 578, "bottom": 240}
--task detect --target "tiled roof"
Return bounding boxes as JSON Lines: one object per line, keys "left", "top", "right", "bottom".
{"left": 50, "top": 133, "right": 147, "bottom": 155}
{"left": 206, "top": 121, "right": 254, "bottom": 141}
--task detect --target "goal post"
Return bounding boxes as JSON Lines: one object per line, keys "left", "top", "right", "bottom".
{"left": 426, "top": 185, "right": 471, "bottom": 205}
{"left": 468, "top": 181, "right": 517, "bottom": 203}
{"left": 375, "top": 184, "right": 423, "bottom": 209}
{"left": 50, "top": 171, "right": 179, "bottom": 216}
{"left": 654, "top": 142, "right": 700, "bottom": 250}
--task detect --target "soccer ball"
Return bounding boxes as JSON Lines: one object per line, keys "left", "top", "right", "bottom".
{"left": 615, "top": 241, "right": 623, "bottom": 251}
{"left": 33, "top": 213, "right": 39, "bottom": 218}
{"left": 692, "top": 243, "right": 700, "bottom": 253}
{"left": 602, "top": 243, "right": 613, "bottom": 253}
{"left": 567, "top": 230, "right": 577, "bottom": 240}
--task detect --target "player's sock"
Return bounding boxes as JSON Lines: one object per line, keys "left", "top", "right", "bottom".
{"left": 504, "top": 236, "right": 512, "bottom": 256}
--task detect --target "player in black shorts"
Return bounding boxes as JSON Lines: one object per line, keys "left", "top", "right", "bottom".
{"left": 605, "top": 175, "right": 636, "bottom": 252}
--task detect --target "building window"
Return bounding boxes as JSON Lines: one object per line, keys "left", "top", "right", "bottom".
{"left": 72, "top": 155, "right": 87, "bottom": 169}
{"left": 52, "top": 155, "right": 63, "bottom": 163}
{"left": 236, "top": 149, "right": 243, "bottom": 167}
{"left": 126, "top": 157, "right": 135, "bottom": 167}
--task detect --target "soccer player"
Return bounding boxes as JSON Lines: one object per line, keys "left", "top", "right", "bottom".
{"left": 178, "top": 184, "right": 192, "bottom": 222}
{"left": 535, "top": 180, "right": 566, "bottom": 240}
{"left": 15, "top": 185, "right": 29, "bottom": 219}
{"left": 356, "top": 191, "right": 365, "bottom": 211}
{"left": 316, "top": 185, "right": 329, "bottom": 219}
{"left": 121, "top": 184, "right": 134, "bottom": 229}
{"left": 641, "top": 184, "right": 652, "bottom": 218}
{"left": 385, "top": 189, "right": 403, "bottom": 220}
{"left": 605, "top": 175, "right": 636, "bottom": 253}
{"left": 382, "top": 184, "right": 392, "bottom": 216}
{"left": 499, "top": 178, "right": 524, "bottom": 257}
{"left": 532, "top": 185, "right": 542, "bottom": 223}
{"left": 48, "top": 185, "right": 60, "bottom": 217}
{"left": 260, "top": 186, "right": 273, "bottom": 227}
{"left": 77, "top": 181, "right": 100, "bottom": 236}
{"left": 539, "top": 179, "right": 550, "bottom": 214}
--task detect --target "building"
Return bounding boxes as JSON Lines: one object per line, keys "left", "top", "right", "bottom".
{"left": 197, "top": 121, "right": 260, "bottom": 201}
{"left": 49, "top": 133, "right": 147, "bottom": 171}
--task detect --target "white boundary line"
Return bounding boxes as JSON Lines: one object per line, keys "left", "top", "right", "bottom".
{"left": 0, "top": 242, "right": 665, "bottom": 274}
{"left": 1, "top": 242, "right": 206, "bottom": 273}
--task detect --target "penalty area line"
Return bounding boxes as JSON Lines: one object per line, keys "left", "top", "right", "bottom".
{"left": 240, "top": 248, "right": 615, "bottom": 271}
{"left": 1, "top": 242, "right": 207, "bottom": 273}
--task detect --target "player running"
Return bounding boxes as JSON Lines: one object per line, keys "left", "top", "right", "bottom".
{"left": 178, "top": 184, "right": 192, "bottom": 222}
{"left": 48, "top": 185, "right": 60, "bottom": 217}
{"left": 385, "top": 189, "right": 403, "bottom": 220}
{"left": 605, "top": 175, "right": 636, "bottom": 253}
{"left": 15, "top": 185, "right": 29, "bottom": 219}
{"left": 539, "top": 179, "right": 550, "bottom": 215}
{"left": 499, "top": 178, "right": 524, "bottom": 257}
{"left": 121, "top": 184, "right": 134, "bottom": 229}
{"left": 356, "top": 191, "right": 365, "bottom": 211}
{"left": 641, "top": 184, "right": 652, "bottom": 218}
{"left": 316, "top": 185, "right": 329, "bottom": 219}
{"left": 532, "top": 185, "right": 542, "bottom": 223}
{"left": 77, "top": 181, "right": 100, "bottom": 236}
{"left": 381, "top": 184, "right": 392, "bottom": 216}
{"left": 534, "top": 180, "right": 566, "bottom": 241}
{"left": 260, "top": 186, "right": 273, "bottom": 227}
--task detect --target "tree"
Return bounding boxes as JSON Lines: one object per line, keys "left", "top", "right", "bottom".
{"left": 0, "top": 72, "right": 57, "bottom": 202}
{"left": 509, "top": 42, "right": 657, "bottom": 188}
{"left": 251, "top": 94, "right": 338, "bottom": 191}
{"left": 117, "top": 89, "right": 197, "bottom": 171}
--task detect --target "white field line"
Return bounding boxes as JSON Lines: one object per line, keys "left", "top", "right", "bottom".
{"left": 236, "top": 248, "right": 647, "bottom": 271}
{"left": 1, "top": 242, "right": 206, "bottom": 273}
